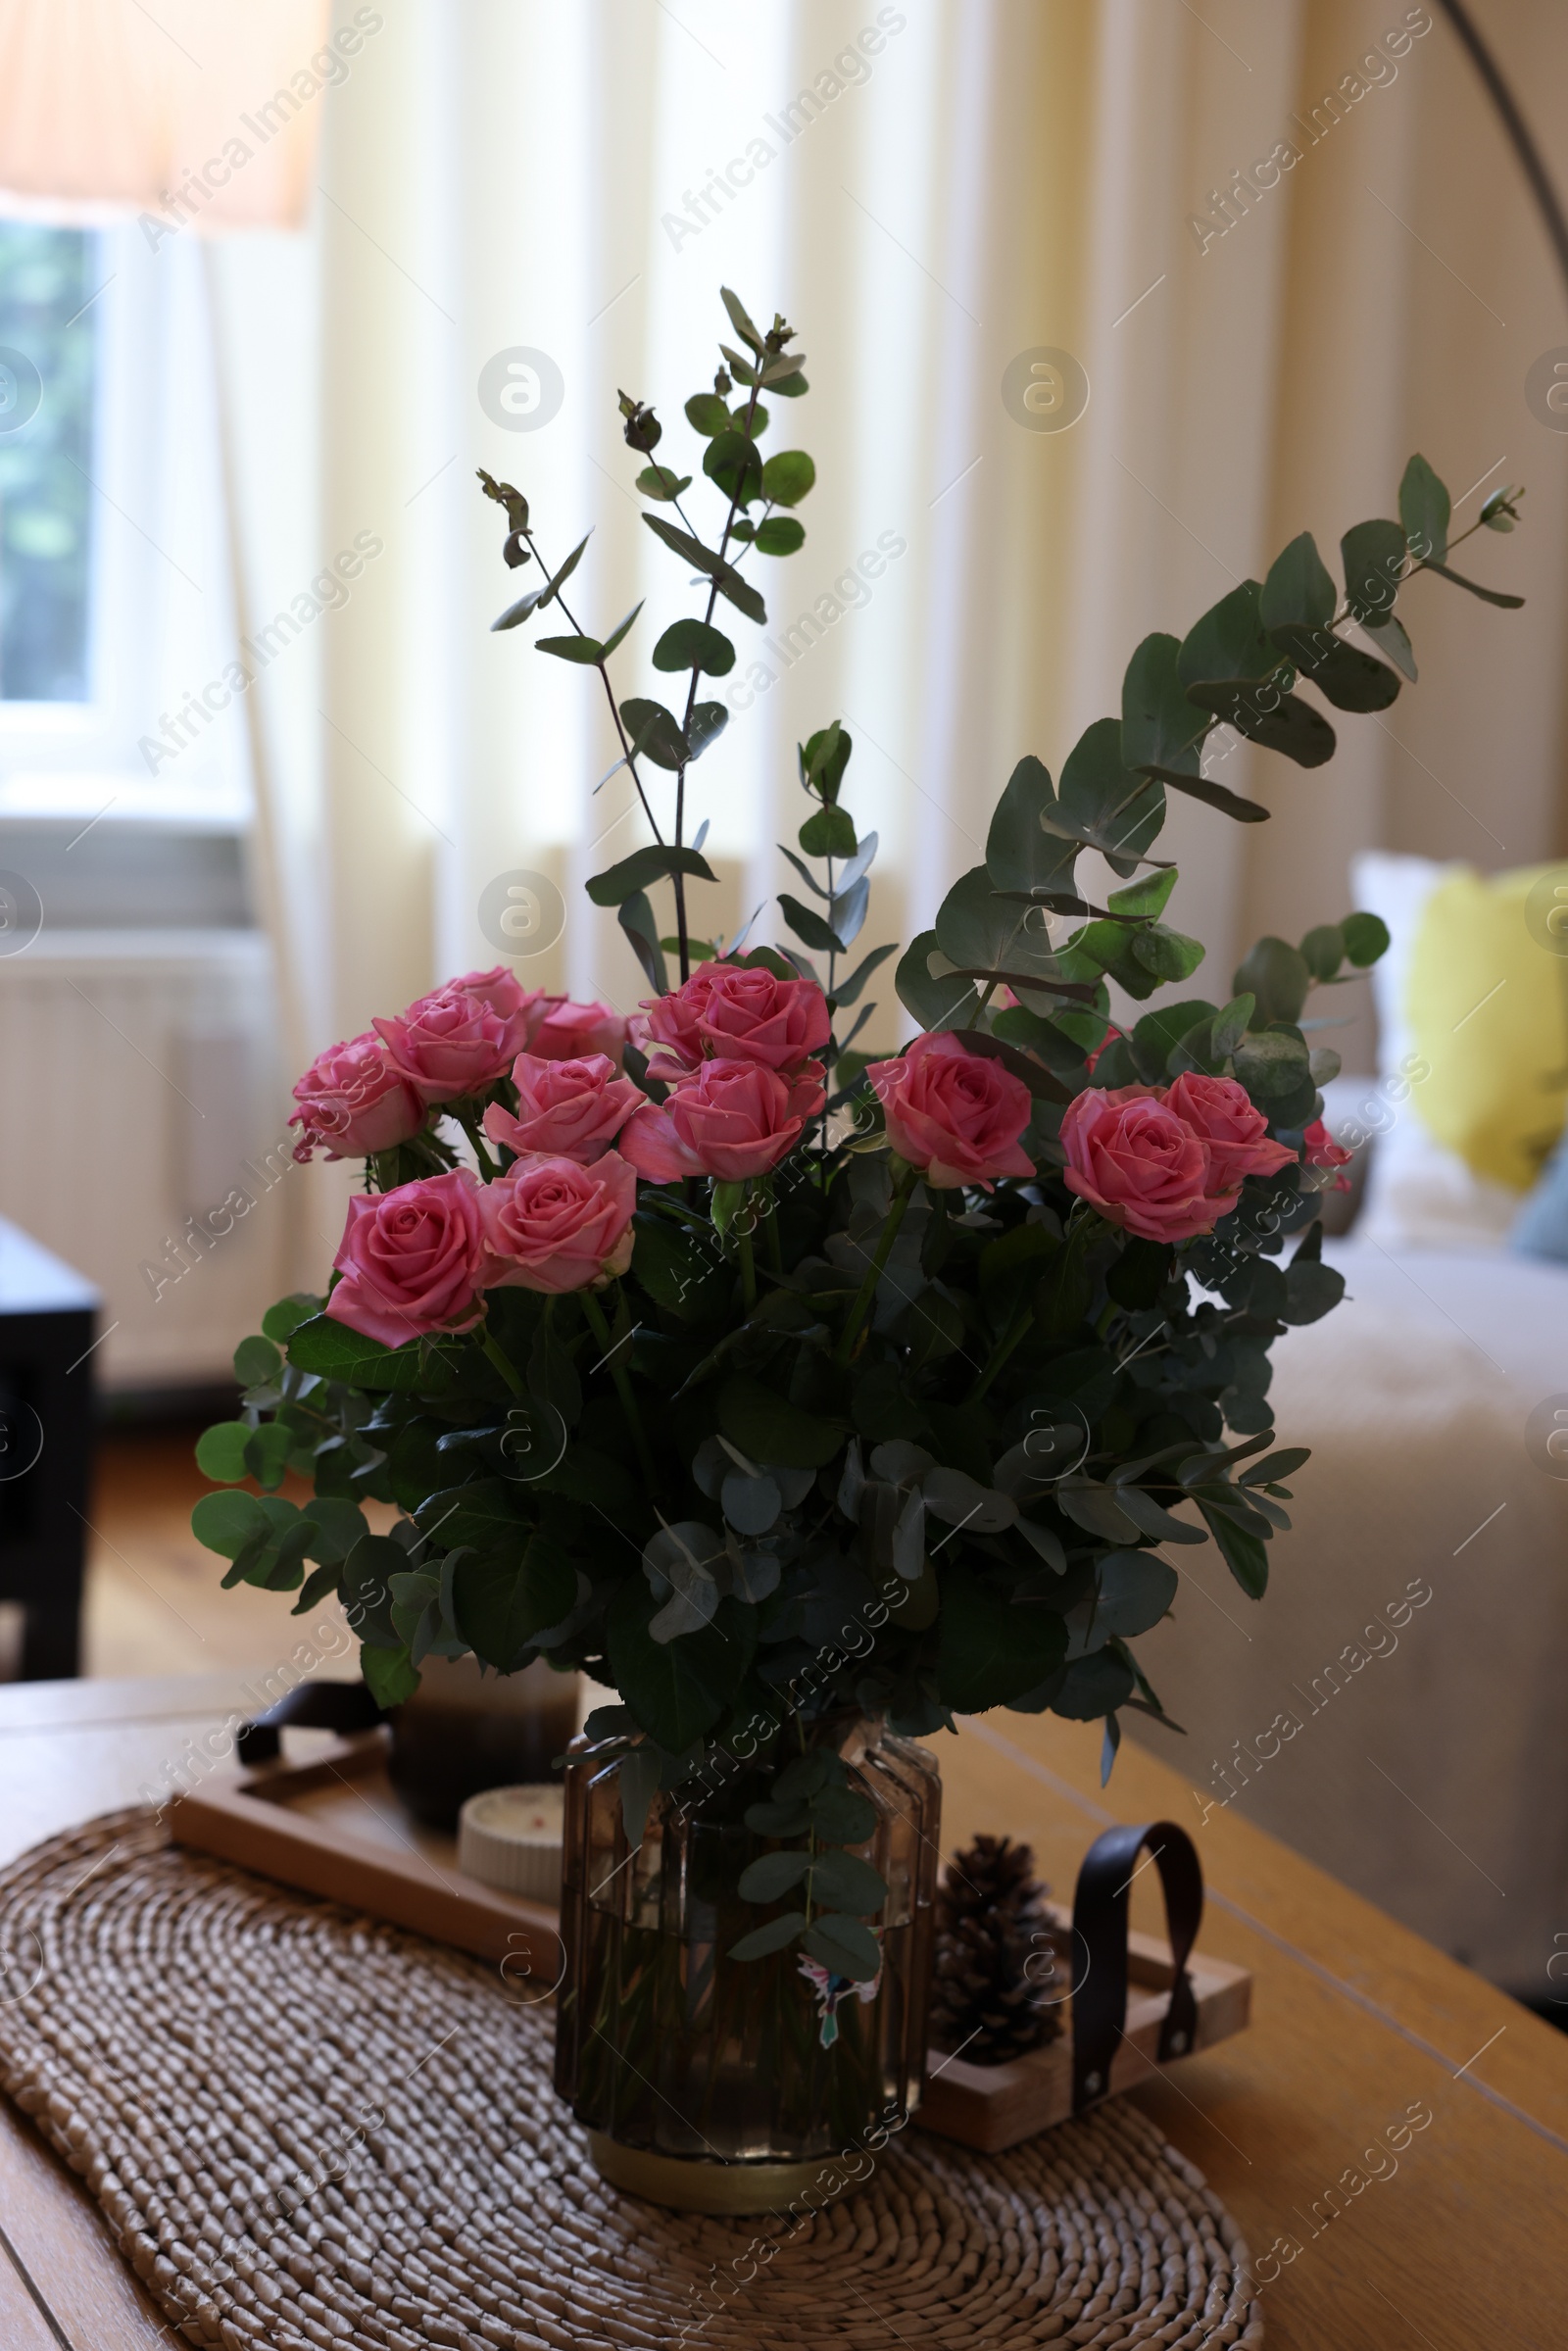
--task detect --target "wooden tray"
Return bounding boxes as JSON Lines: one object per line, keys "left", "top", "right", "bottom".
{"left": 170, "top": 1731, "right": 564, "bottom": 1988}
{"left": 917, "top": 1897, "right": 1251, "bottom": 2153}
{"left": 171, "top": 1739, "right": 1250, "bottom": 2155}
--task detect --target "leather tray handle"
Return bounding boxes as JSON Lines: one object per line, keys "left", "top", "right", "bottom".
{"left": 1069, "top": 1819, "right": 1203, "bottom": 2115}
{"left": 235, "top": 1678, "right": 386, "bottom": 1767}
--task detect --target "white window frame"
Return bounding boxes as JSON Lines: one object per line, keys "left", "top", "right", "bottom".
{"left": 0, "top": 220, "right": 250, "bottom": 830}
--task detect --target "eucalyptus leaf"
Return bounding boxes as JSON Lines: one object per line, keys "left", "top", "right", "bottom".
{"left": 754, "top": 515, "right": 806, "bottom": 556}
{"left": 1399, "top": 453, "right": 1449, "bottom": 564}
{"left": 760, "top": 450, "right": 815, "bottom": 506}
{"left": 653, "top": 618, "right": 736, "bottom": 675}
{"left": 1259, "top": 531, "right": 1337, "bottom": 631}
{"left": 730, "top": 1911, "right": 808, "bottom": 1961}
{"left": 895, "top": 930, "right": 979, "bottom": 1031}
{"left": 586, "top": 845, "right": 717, "bottom": 906}
{"left": 617, "top": 697, "right": 688, "bottom": 770}
{"left": 1342, "top": 517, "right": 1407, "bottom": 623}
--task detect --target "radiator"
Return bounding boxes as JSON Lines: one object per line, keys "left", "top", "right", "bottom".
{"left": 0, "top": 931, "right": 289, "bottom": 1390}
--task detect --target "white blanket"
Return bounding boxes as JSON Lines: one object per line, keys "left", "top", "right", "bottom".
{"left": 1124, "top": 1238, "right": 1568, "bottom": 1994}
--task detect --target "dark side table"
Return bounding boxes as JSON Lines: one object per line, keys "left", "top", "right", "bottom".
{"left": 0, "top": 1219, "right": 98, "bottom": 1677}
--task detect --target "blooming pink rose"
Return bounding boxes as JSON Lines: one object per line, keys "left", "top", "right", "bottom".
{"left": 479, "top": 1152, "right": 637, "bottom": 1294}
{"left": 482, "top": 1053, "right": 643, "bottom": 1165}
{"left": 620, "top": 1061, "right": 824, "bottom": 1183}
{"left": 325, "top": 1170, "right": 487, "bottom": 1348}
{"left": 289, "top": 1033, "right": 423, "bottom": 1163}
{"left": 1163, "top": 1072, "right": 1298, "bottom": 1205}
{"left": 635, "top": 962, "right": 726, "bottom": 1076}
{"left": 374, "top": 977, "right": 537, "bottom": 1103}
{"left": 1060, "top": 1087, "right": 1219, "bottom": 1243}
{"left": 455, "top": 964, "right": 539, "bottom": 1025}
{"left": 866, "top": 1032, "right": 1034, "bottom": 1190}
{"left": 1302, "top": 1117, "right": 1354, "bottom": 1193}
{"left": 640, "top": 961, "right": 829, "bottom": 1081}
{"left": 530, "top": 998, "right": 630, "bottom": 1069}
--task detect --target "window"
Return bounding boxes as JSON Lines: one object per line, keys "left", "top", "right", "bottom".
{"left": 0, "top": 224, "right": 96, "bottom": 704}
{"left": 0, "top": 220, "right": 248, "bottom": 825}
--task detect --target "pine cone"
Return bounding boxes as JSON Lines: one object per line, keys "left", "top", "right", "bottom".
{"left": 929, "top": 1834, "right": 1063, "bottom": 2065}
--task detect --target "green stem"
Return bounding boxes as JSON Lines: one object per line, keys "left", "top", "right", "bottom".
{"left": 736, "top": 1213, "right": 758, "bottom": 1312}
{"left": 457, "top": 1110, "right": 500, "bottom": 1181}
{"left": 670, "top": 366, "right": 765, "bottom": 983}
{"left": 969, "top": 1207, "right": 1098, "bottom": 1402}
{"left": 968, "top": 1296, "right": 1035, "bottom": 1403}
{"left": 521, "top": 526, "right": 664, "bottom": 848}
{"left": 832, "top": 1163, "right": 918, "bottom": 1367}
{"left": 761, "top": 1181, "right": 784, "bottom": 1277}
{"left": 965, "top": 978, "right": 998, "bottom": 1030}
{"left": 479, "top": 1327, "right": 526, "bottom": 1397}
{"left": 580, "top": 1288, "right": 658, "bottom": 1491}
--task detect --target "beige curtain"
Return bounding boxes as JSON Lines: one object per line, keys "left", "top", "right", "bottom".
{"left": 230, "top": 0, "right": 1567, "bottom": 1103}
{"left": 10, "top": 0, "right": 1568, "bottom": 1129}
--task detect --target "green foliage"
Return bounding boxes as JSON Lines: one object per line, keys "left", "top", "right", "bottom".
{"left": 198, "top": 343, "right": 1520, "bottom": 1950}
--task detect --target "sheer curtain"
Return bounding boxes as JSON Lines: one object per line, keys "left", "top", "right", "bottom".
{"left": 8, "top": 0, "right": 1568, "bottom": 1171}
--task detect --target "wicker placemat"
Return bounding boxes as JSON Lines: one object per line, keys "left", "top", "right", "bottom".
{"left": 0, "top": 1812, "right": 1262, "bottom": 2349}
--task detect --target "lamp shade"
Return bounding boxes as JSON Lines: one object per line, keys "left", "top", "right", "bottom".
{"left": 0, "top": 0, "right": 342, "bottom": 233}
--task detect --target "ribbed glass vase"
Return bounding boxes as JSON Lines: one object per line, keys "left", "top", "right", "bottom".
{"left": 554, "top": 1713, "right": 940, "bottom": 2211}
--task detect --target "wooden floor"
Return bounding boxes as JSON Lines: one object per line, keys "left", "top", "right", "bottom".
{"left": 66, "top": 1423, "right": 356, "bottom": 1680}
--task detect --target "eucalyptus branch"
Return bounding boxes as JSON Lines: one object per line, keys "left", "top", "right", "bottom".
{"left": 580, "top": 1287, "right": 659, "bottom": 1490}
{"left": 832, "top": 1161, "right": 918, "bottom": 1367}
{"left": 521, "top": 524, "right": 664, "bottom": 847}
{"left": 669, "top": 364, "right": 767, "bottom": 982}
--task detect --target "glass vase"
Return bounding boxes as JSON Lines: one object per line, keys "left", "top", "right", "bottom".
{"left": 554, "top": 1712, "right": 940, "bottom": 2212}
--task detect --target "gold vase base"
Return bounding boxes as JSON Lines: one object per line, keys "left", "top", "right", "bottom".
{"left": 588, "top": 2131, "right": 830, "bottom": 2215}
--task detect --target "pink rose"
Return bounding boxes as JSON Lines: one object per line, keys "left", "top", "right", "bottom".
{"left": 620, "top": 1060, "right": 825, "bottom": 1183}
{"left": 455, "top": 964, "right": 540, "bottom": 1025}
{"left": 866, "top": 1032, "right": 1034, "bottom": 1190}
{"left": 325, "top": 1169, "right": 487, "bottom": 1348}
{"left": 479, "top": 1151, "right": 637, "bottom": 1294}
{"left": 289, "top": 1033, "right": 423, "bottom": 1162}
{"left": 636, "top": 962, "right": 725, "bottom": 1076}
{"left": 482, "top": 1053, "right": 643, "bottom": 1165}
{"left": 1164, "top": 1072, "right": 1297, "bottom": 1205}
{"left": 1303, "top": 1117, "right": 1354, "bottom": 1194}
{"left": 640, "top": 961, "right": 830, "bottom": 1080}
{"left": 531, "top": 998, "right": 630, "bottom": 1069}
{"left": 1060, "top": 1087, "right": 1219, "bottom": 1243}
{"left": 374, "top": 976, "right": 538, "bottom": 1103}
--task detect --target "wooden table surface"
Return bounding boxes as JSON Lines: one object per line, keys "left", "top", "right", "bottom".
{"left": 1, "top": 1673, "right": 1564, "bottom": 2348}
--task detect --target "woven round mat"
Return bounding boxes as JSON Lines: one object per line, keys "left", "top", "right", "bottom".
{"left": 0, "top": 1812, "right": 1262, "bottom": 2350}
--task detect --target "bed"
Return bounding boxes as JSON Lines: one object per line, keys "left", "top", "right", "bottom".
{"left": 1125, "top": 1232, "right": 1568, "bottom": 1999}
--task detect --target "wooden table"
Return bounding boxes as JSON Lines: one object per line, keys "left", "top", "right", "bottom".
{"left": 1, "top": 1673, "right": 1564, "bottom": 2347}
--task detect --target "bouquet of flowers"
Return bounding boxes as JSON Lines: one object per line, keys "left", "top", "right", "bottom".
{"left": 194, "top": 288, "right": 1522, "bottom": 1989}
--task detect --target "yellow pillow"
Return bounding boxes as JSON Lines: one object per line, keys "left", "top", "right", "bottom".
{"left": 1405, "top": 863, "right": 1568, "bottom": 1192}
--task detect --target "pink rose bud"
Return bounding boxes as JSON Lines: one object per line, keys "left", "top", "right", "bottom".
{"left": 479, "top": 1151, "right": 637, "bottom": 1294}
{"left": 1163, "top": 1071, "right": 1298, "bottom": 1207}
{"left": 638, "top": 961, "right": 831, "bottom": 1082}
{"left": 620, "top": 1060, "right": 825, "bottom": 1183}
{"left": 289, "top": 1033, "right": 424, "bottom": 1162}
{"left": 530, "top": 998, "right": 630, "bottom": 1069}
{"left": 325, "top": 1169, "right": 488, "bottom": 1348}
{"left": 482, "top": 1052, "right": 644, "bottom": 1165}
{"left": 1060, "top": 1087, "right": 1220, "bottom": 1243}
{"left": 374, "top": 976, "right": 539, "bottom": 1103}
{"left": 866, "top": 1032, "right": 1035, "bottom": 1190}
{"left": 1302, "top": 1116, "right": 1354, "bottom": 1193}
